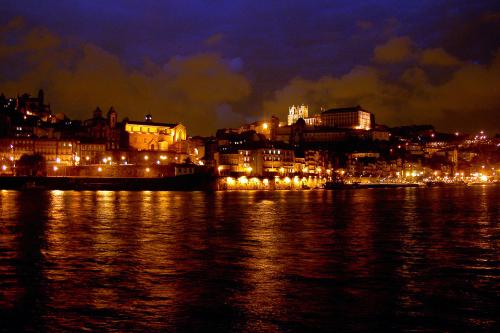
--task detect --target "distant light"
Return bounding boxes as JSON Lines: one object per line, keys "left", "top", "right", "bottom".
{"left": 97, "top": 167, "right": 102, "bottom": 172}
{"left": 121, "top": 156, "right": 126, "bottom": 160}
{"left": 144, "top": 155, "right": 149, "bottom": 160}
{"left": 156, "top": 160, "right": 160, "bottom": 165}
{"left": 263, "top": 178, "right": 269, "bottom": 186}
{"left": 53, "top": 166, "right": 58, "bottom": 171}
{"left": 263, "top": 123, "right": 268, "bottom": 130}
{"left": 146, "top": 168, "right": 150, "bottom": 172}
{"left": 2, "top": 165, "right": 7, "bottom": 171}
{"left": 56, "top": 157, "right": 61, "bottom": 163}
{"left": 85, "top": 156, "right": 90, "bottom": 161}
{"left": 480, "top": 175, "right": 488, "bottom": 182}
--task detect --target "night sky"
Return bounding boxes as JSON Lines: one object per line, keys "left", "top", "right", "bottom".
{"left": 1, "top": 0, "right": 499, "bottom": 135}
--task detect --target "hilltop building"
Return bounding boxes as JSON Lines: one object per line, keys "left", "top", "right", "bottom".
{"left": 288, "top": 104, "right": 309, "bottom": 125}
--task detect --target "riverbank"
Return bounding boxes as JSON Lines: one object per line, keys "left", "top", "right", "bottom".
{"left": 0, "top": 174, "right": 216, "bottom": 191}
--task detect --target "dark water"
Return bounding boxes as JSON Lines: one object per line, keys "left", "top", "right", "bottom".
{"left": 0, "top": 187, "right": 499, "bottom": 332}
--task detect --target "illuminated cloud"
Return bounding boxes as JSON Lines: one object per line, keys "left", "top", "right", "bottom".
{"left": 373, "top": 36, "right": 413, "bottom": 63}
{"left": 419, "top": 48, "right": 462, "bottom": 67}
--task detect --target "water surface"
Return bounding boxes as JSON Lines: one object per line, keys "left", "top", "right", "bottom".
{"left": 0, "top": 187, "right": 499, "bottom": 332}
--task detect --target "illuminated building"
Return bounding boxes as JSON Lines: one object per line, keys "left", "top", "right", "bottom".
{"left": 288, "top": 104, "right": 309, "bottom": 125}
{"left": 125, "top": 115, "right": 187, "bottom": 151}
{"left": 320, "top": 106, "right": 373, "bottom": 130}
{"left": 0, "top": 138, "right": 80, "bottom": 166}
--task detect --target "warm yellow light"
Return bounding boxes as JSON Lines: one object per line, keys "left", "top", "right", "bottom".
{"left": 1, "top": 165, "right": 6, "bottom": 171}
{"left": 107, "top": 156, "right": 112, "bottom": 161}
{"left": 75, "top": 156, "right": 80, "bottom": 162}
{"left": 146, "top": 168, "right": 150, "bottom": 172}
{"left": 238, "top": 176, "right": 248, "bottom": 184}
{"left": 263, "top": 178, "right": 269, "bottom": 186}
{"left": 9, "top": 156, "right": 13, "bottom": 161}
{"left": 97, "top": 167, "right": 102, "bottom": 172}
{"left": 56, "top": 157, "right": 61, "bottom": 163}
{"left": 226, "top": 177, "right": 235, "bottom": 185}
{"left": 156, "top": 160, "right": 160, "bottom": 165}
{"left": 53, "top": 166, "right": 58, "bottom": 171}
{"left": 121, "top": 156, "right": 126, "bottom": 160}
{"left": 279, "top": 167, "right": 285, "bottom": 173}
{"left": 250, "top": 177, "right": 260, "bottom": 183}
{"left": 144, "top": 155, "right": 149, "bottom": 160}
{"left": 102, "top": 158, "right": 107, "bottom": 163}
{"left": 293, "top": 176, "right": 300, "bottom": 184}
{"left": 262, "top": 123, "right": 268, "bottom": 130}
{"left": 160, "top": 155, "right": 167, "bottom": 160}
{"left": 218, "top": 166, "right": 223, "bottom": 172}
{"left": 246, "top": 166, "right": 253, "bottom": 173}
{"left": 85, "top": 156, "right": 90, "bottom": 161}
{"left": 284, "top": 177, "right": 291, "bottom": 184}
{"left": 480, "top": 175, "right": 488, "bottom": 182}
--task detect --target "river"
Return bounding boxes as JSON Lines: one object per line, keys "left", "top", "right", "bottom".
{"left": 0, "top": 187, "right": 498, "bottom": 332}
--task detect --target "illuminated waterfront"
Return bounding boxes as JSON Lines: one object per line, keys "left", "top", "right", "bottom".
{"left": 0, "top": 187, "right": 498, "bottom": 332}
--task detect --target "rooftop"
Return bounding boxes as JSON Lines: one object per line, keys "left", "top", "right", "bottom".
{"left": 322, "top": 105, "right": 370, "bottom": 114}
{"left": 126, "top": 120, "right": 179, "bottom": 128}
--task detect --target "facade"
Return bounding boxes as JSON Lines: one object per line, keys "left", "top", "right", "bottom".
{"left": 83, "top": 107, "right": 121, "bottom": 150}
{"left": 320, "top": 106, "right": 373, "bottom": 130}
{"left": 288, "top": 104, "right": 309, "bottom": 125}
{"left": 125, "top": 117, "right": 186, "bottom": 151}
{"left": 0, "top": 138, "right": 80, "bottom": 166}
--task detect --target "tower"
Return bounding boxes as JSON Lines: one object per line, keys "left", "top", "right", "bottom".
{"left": 287, "top": 104, "right": 309, "bottom": 125}
{"left": 107, "top": 107, "right": 117, "bottom": 128}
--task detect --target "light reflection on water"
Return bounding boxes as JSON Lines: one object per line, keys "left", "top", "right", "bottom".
{"left": 0, "top": 187, "right": 499, "bottom": 332}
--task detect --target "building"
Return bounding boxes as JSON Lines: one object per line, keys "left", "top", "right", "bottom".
{"left": 125, "top": 115, "right": 187, "bottom": 151}
{"left": 320, "top": 105, "right": 373, "bottom": 130}
{"left": 0, "top": 137, "right": 80, "bottom": 167}
{"left": 288, "top": 104, "right": 309, "bottom": 125}
{"left": 217, "top": 142, "right": 296, "bottom": 177}
{"left": 83, "top": 107, "right": 122, "bottom": 150}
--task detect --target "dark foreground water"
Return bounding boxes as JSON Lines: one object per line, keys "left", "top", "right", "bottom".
{"left": 0, "top": 187, "right": 499, "bottom": 332}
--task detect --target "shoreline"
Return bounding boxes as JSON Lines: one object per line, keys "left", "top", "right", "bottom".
{"left": 1, "top": 175, "right": 496, "bottom": 191}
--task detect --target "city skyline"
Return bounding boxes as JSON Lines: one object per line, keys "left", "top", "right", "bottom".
{"left": 0, "top": 1, "right": 499, "bottom": 135}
